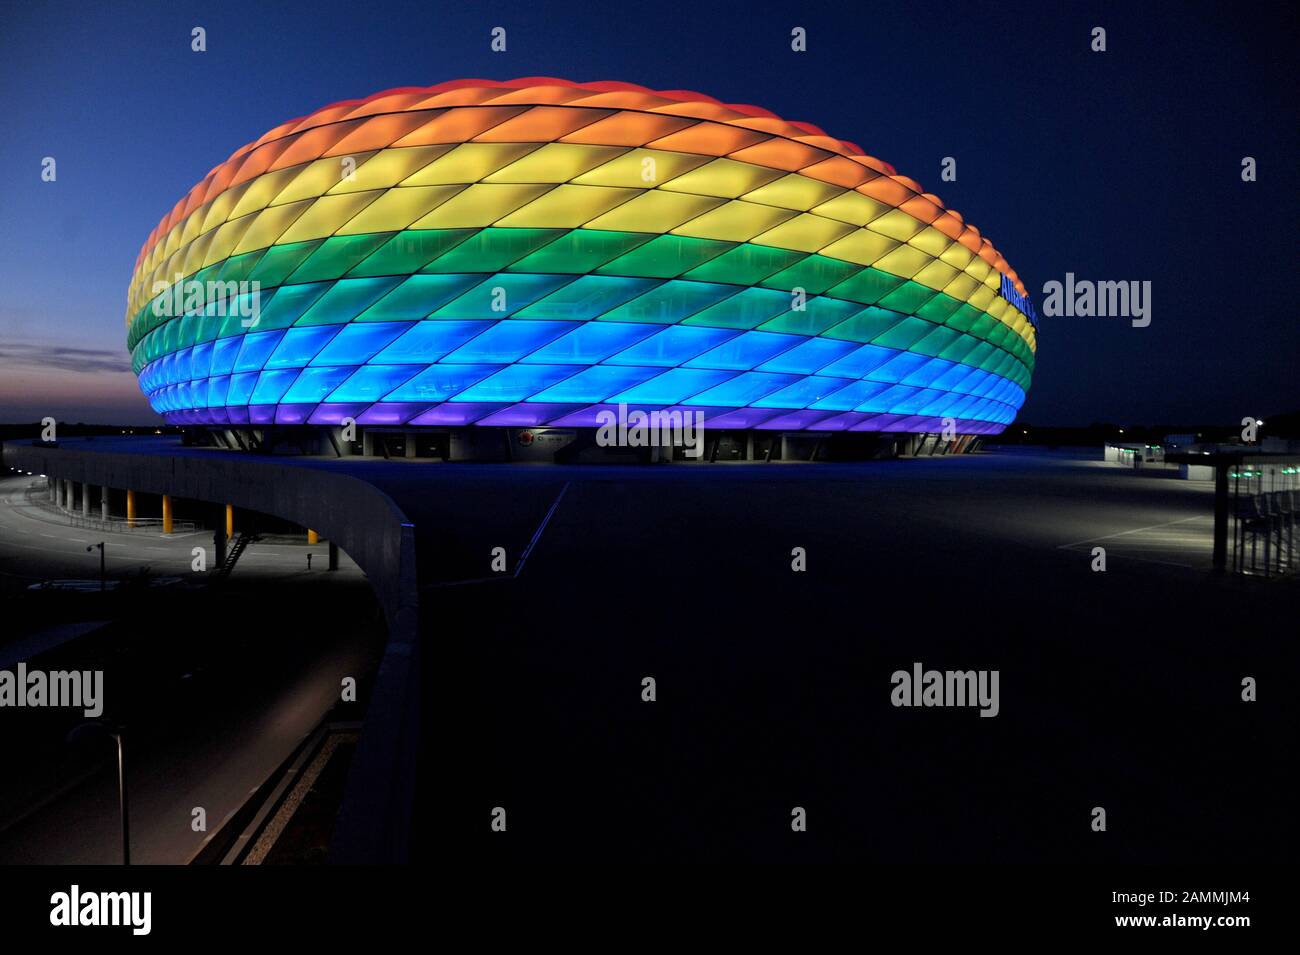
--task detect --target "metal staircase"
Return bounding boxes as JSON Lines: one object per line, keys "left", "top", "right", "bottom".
{"left": 215, "top": 532, "right": 258, "bottom": 580}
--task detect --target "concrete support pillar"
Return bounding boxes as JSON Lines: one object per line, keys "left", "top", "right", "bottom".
{"left": 101, "top": 486, "right": 110, "bottom": 521}
{"left": 126, "top": 489, "right": 137, "bottom": 528}
{"left": 48, "top": 480, "right": 57, "bottom": 504}
{"left": 1213, "top": 462, "right": 1229, "bottom": 572}
{"left": 64, "top": 479, "right": 74, "bottom": 511}
{"left": 333, "top": 427, "right": 353, "bottom": 456}
{"left": 225, "top": 504, "right": 234, "bottom": 538}
{"left": 81, "top": 482, "right": 90, "bottom": 518}
{"left": 746, "top": 432, "right": 755, "bottom": 461}
{"left": 213, "top": 506, "right": 227, "bottom": 569}
{"left": 328, "top": 541, "right": 339, "bottom": 572}
{"left": 363, "top": 430, "right": 375, "bottom": 457}
{"left": 162, "top": 494, "right": 174, "bottom": 535}
{"left": 307, "top": 528, "right": 319, "bottom": 545}
{"left": 404, "top": 433, "right": 417, "bottom": 458}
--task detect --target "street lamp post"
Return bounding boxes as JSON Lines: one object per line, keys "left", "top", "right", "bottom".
{"left": 87, "top": 542, "right": 105, "bottom": 591}
{"left": 66, "top": 722, "right": 129, "bottom": 865}
{"left": 114, "top": 731, "right": 129, "bottom": 866}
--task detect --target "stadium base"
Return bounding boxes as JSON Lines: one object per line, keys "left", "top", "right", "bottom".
{"left": 184, "top": 425, "right": 984, "bottom": 463}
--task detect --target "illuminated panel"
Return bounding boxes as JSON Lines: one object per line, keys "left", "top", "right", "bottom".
{"left": 127, "top": 79, "right": 1037, "bottom": 433}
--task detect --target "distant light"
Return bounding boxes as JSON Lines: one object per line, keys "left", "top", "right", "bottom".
{"left": 1257, "top": 420, "right": 1265, "bottom": 426}
{"left": 1118, "top": 429, "right": 1124, "bottom": 434}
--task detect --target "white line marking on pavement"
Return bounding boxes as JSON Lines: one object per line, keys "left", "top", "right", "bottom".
{"left": 513, "top": 481, "right": 570, "bottom": 577}
{"left": 1057, "top": 516, "right": 1206, "bottom": 550}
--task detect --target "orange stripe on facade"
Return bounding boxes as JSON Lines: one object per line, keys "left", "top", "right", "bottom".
{"left": 128, "top": 80, "right": 1033, "bottom": 301}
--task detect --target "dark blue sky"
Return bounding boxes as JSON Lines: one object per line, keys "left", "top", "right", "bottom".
{"left": 1, "top": 0, "right": 1294, "bottom": 424}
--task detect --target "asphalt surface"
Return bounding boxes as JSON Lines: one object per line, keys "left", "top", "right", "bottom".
{"left": 393, "top": 448, "right": 1294, "bottom": 863}
{"left": 2, "top": 441, "right": 1294, "bottom": 863}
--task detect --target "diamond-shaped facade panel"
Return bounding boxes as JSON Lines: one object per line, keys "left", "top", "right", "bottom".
{"left": 127, "top": 78, "right": 1038, "bottom": 434}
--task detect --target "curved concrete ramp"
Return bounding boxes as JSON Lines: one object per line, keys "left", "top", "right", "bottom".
{"left": 2, "top": 438, "right": 417, "bottom": 863}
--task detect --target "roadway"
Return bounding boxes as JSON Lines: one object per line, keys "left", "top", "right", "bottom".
{"left": 0, "top": 475, "right": 377, "bottom": 864}
{"left": 0, "top": 476, "right": 363, "bottom": 586}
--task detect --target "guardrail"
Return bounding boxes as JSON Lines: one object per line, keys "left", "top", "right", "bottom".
{"left": 1229, "top": 463, "right": 1298, "bottom": 578}
{"left": 188, "top": 720, "right": 361, "bottom": 865}
{"left": 21, "top": 484, "right": 198, "bottom": 535}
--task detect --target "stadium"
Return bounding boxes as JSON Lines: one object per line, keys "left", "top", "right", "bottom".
{"left": 126, "top": 78, "right": 1037, "bottom": 460}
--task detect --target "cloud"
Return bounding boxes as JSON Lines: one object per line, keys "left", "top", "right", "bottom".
{"left": 0, "top": 341, "right": 133, "bottom": 374}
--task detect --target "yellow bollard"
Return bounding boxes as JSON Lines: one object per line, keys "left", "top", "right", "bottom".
{"left": 126, "top": 489, "right": 137, "bottom": 528}
{"left": 225, "top": 504, "right": 233, "bottom": 537}
{"left": 307, "top": 529, "right": 319, "bottom": 545}
{"left": 162, "top": 495, "right": 173, "bottom": 535}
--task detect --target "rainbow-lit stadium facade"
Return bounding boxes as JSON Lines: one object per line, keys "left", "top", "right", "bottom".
{"left": 127, "top": 78, "right": 1037, "bottom": 436}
